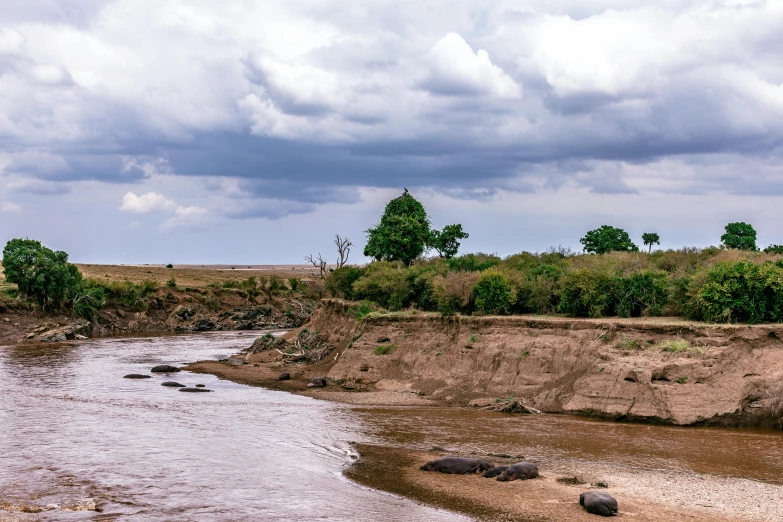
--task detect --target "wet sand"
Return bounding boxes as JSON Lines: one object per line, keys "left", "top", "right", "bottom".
{"left": 189, "top": 359, "right": 783, "bottom": 522}
{"left": 347, "top": 445, "right": 758, "bottom": 522}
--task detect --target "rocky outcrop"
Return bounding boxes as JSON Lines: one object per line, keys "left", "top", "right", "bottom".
{"left": 296, "top": 299, "right": 783, "bottom": 428}
{"left": 25, "top": 321, "right": 91, "bottom": 342}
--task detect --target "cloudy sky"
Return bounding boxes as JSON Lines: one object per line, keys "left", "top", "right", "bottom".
{"left": 1, "top": 0, "right": 783, "bottom": 263}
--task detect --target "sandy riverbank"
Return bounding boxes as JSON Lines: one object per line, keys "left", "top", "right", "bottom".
{"left": 187, "top": 357, "right": 783, "bottom": 522}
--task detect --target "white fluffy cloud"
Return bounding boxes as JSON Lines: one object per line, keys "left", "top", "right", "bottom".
{"left": 119, "top": 192, "right": 178, "bottom": 214}
{"left": 119, "top": 191, "right": 209, "bottom": 230}
{"left": 0, "top": 201, "right": 21, "bottom": 213}
{"left": 419, "top": 33, "right": 521, "bottom": 99}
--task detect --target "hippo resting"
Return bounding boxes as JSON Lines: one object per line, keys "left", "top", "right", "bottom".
{"left": 580, "top": 492, "right": 618, "bottom": 517}
{"left": 420, "top": 457, "right": 494, "bottom": 474}
{"left": 151, "top": 365, "right": 180, "bottom": 373}
{"left": 496, "top": 462, "right": 539, "bottom": 481}
{"left": 307, "top": 376, "right": 327, "bottom": 388}
{"left": 483, "top": 465, "right": 510, "bottom": 478}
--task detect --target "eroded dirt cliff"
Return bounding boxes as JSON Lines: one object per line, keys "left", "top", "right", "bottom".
{"left": 297, "top": 300, "right": 783, "bottom": 427}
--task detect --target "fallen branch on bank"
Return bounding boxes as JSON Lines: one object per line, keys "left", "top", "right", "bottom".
{"left": 484, "top": 397, "right": 542, "bottom": 414}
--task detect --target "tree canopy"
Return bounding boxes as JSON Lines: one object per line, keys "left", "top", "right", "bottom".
{"left": 364, "top": 190, "right": 432, "bottom": 265}
{"left": 642, "top": 232, "right": 660, "bottom": 253}
{"left": 721, "top": 222, "right": 757, "bottom": 251}
{"left": 580, "top": 225, "right": 639, "bottom": 254}
{"left": 2, "top": 238, "right": 83, "bottom": 309}
{"left": 430, "top": 224, "right": 469, "bottom": 259}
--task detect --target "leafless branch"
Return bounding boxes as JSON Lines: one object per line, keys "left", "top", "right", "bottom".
{"left": 335, "top": 234, "right": 353, "bottom": 269}
{"left": 305, "top": 252, "right": 328, "bottom": 279}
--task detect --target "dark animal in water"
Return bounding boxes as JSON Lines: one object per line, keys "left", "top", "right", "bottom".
{"left": 419, "top": 457, "right": 493, "bottom": 474}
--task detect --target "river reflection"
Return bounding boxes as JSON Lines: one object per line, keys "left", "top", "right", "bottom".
{"left": 0, "top": 333, "right": 467, "bottom": 521}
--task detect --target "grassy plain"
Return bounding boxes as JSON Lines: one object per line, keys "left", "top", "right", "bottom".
{"left": 74, "top": 264, "right": 318, "bottom": 288}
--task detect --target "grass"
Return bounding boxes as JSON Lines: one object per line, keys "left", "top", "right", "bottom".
{"left": 76, "top": 263, "right": 313, "bottom": 288}
{"left": 374, "top": 344, "right": 396, "bottom": 356}
{"left": 469, "top": 334, "right": 477, "bottom": 343}
{"left": 617, "top": 337, "right": 643, "bottom": 350}
{"left": 659, "top": 339, "right": 692, "bottom": 353}
{"left": 676, "top": 376, "right": 688, "bottom": 384}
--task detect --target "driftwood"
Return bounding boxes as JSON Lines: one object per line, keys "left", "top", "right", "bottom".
{"left": 272, "top": 328, "right": 335, "bottom": 365}
{"left": 484, "top": 397, "right": 542, "bottom": 414}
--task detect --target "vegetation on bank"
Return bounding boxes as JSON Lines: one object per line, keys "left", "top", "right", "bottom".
{"left": 1, "top": 239, "right": 323, "bottom": 320}
{"left": 320, "top": 190, "right": 783, "bottom": 324}
{"left": 327, "top": 248, "right": 783, "bottom": 322}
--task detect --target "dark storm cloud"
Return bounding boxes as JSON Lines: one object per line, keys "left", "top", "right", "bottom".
{"left": 2, "top": 0, "right": 783, "bottom": 215}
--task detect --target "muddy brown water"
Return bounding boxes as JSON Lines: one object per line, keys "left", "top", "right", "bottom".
{"left": 2, "top": 332, "right": 782, "bottom": 521}
{"left": 0, "top": 332, "right": 467, "bottom": 521}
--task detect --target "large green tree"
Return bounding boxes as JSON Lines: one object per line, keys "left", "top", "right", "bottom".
{"left": 580, "top": 225, "right": 639, "bottom": 254}
{"left": 364, "top": 190, "right": 432, "bottom": 265}
{"left": 2, "top": 238, "right": 83, "bottom": 309}
{"left": 721, "top": 222, "right": 757, "bottom": 251}
{"left": 430, "top": 224, "right": 469, "bottom": 259}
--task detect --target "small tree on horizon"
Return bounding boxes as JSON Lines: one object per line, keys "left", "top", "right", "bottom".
{"left": 580, "top": 225, "right": 639, "bottom": 254}
{"left": 430, "top": 224, "right": 469, "bottom": 259}
{"left": 363, "top": 189, "right": 431, "bottom": 265}
{"left": 721, "top": 222, "right": 757, "bottom": 251}
{"left": 642, "top": 232, "right": 660, "bottom": 253}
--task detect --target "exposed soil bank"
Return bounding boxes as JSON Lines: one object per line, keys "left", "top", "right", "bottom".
{"left": 0, "top": 287, "right": 312, "bottom": 346}
{"left": 190, "top": 299, "right": 783, "bottom": 428}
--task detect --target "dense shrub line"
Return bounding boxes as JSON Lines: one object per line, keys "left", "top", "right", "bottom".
{"left": 326, "top": 249, "right": 783, "bottom": 323}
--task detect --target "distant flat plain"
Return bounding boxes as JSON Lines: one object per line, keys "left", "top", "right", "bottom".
{"left": 75, "top": 264, "right": 320, "bottom": 287}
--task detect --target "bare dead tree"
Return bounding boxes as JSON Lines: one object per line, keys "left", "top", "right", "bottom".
{"left": 305, "top": 252, "right": 328, "bottom": 279}
{"left": 335, "top": 234, "right": 353, "bottom": 269}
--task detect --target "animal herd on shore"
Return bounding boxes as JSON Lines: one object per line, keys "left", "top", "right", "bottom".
{"left": 419, "top": 456, "right": 619, "bottom": 517}
{"left": 123, "top": 365, "right": 213, "bottom": 392}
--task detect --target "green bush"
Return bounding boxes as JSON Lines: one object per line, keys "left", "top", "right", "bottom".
{"left": 686, "top": 261, "right": 783, "bottom": 323}
{"left": 166, "top": 278, "right": 177, "bottom": 289}
{"left": 325, "top": 266, "right": 365, "bottom": 300}
{"left": 352, "top": 262, "right": 412, "bottom": 310}
{"left": 432, "top": 271, "right": 480, "bottom": 315}
{"left": 510, "top": 264, "right": 564, "bottom": 314}
{"left": 616, "top": 270, "right": 669, "bottom": 317}
{"left": 71, "top": 283, "right": 106, "bottom": 320}
{"left": 92, "top": 279, "right": 158, "bottom": 311}
{"left": 472, "top": 270, "right": 514, "bottom": 315}
{"left": 448, "top": 253, "right": 501, "bottom": 272}
{"left": 558, "top": 269, "right": 619, "bottom": 317}
{"left": 764, "top": 245, "right": 783, "bottom": 254}
{"left": 2, "top": 238, "right": 83, "bottom": 310}
{"left": 288, "top": 277, "right": 304, "bottom": 292}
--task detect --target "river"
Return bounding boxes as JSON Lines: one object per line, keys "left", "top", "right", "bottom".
{"left": 2, "top": 332, "right": 783, "bottom": 521}
{"left": 0, "top": 332, "right": 467, "bottom": 521}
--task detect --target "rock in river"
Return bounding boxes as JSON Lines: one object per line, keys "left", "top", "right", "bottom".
{"left": 151, "top": 365, "right": 180, "bottom": 373}
{"left": 179, "top": 387, "right": 213, "bottom": 393}
{"left": 161, "top": 381, "right": 185, "bottom": 387}
{"left": 277, "top": 372, "right": 291, "bottom": 381}
{"left": 124, "top": 374, "right": 151, "bottom": 379}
